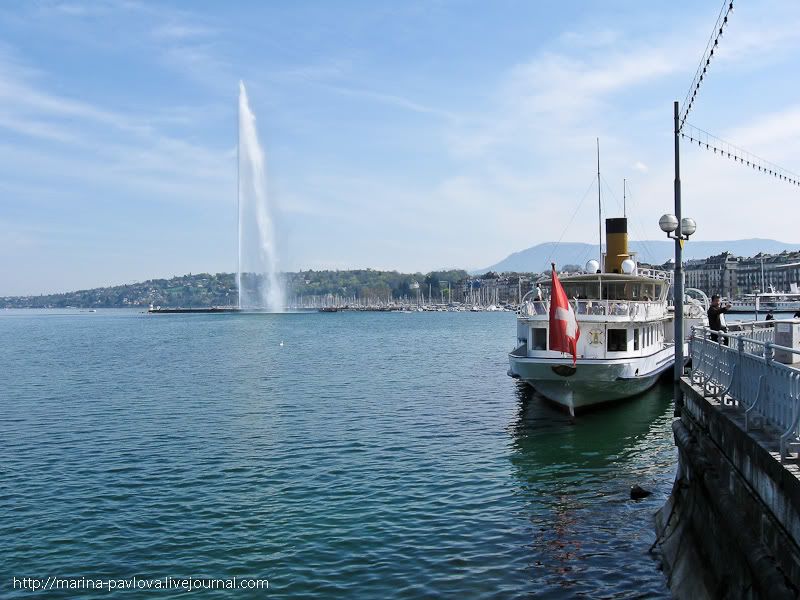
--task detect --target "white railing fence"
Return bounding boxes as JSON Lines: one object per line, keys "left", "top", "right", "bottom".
{"left": 689, "top": 324, "right": 800, "bottom": 462}
{"left": 519, "top": 299, "right": 667, "bottom": 319}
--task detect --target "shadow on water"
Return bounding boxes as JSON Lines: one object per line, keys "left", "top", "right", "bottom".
{"left": 506, "top": 380, "right": 676, "bottom": 597}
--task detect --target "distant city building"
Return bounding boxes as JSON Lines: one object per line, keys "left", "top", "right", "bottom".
{"left": 685, "top": 250, "right": 800, "bottom": 298}
{"left": 685, "top": 252, "right": 739, "bottom": 299}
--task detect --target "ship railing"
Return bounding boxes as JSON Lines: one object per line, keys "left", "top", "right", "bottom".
{"left": 574, "top": 299, "right": 667, "bottom": 318}
{"left": 636, "top": 268, "right": 674, "bottom": 283}
{"left": 689, "top": 323, "right": 800, "bottom": 462}
{"left": 519, "top": 299, "right": 668, "bottom": 319}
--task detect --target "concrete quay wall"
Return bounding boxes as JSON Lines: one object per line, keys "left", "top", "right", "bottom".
{"left": 655, "top": 378, "right": 800, "bottom": 599}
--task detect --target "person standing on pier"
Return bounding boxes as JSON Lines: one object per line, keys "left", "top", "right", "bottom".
{"left": 708, "top": 294, "right": 732, "bottom": 345}
{"left": 766, "top": 310, "right": 775, "bottom": 322}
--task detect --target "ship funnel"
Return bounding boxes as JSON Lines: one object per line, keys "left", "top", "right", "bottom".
{"left": 604, "top": 217, "right": 630, "bottom": 274}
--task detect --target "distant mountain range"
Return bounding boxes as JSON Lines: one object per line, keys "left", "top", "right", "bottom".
{"left": 477, "top": 239, "right": 800, "bottom": 274}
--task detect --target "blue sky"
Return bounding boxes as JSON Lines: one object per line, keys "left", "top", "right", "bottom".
{"left": 2, "top": 0, "right": 800, "bottom": 295}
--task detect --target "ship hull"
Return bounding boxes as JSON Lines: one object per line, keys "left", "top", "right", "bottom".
{"left": 508, "top": 346, "right": 676, "bottom": 413}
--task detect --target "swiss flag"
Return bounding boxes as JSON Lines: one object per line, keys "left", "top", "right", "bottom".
{"left": 549, "top": 264, "right": 580, "bottom": 365}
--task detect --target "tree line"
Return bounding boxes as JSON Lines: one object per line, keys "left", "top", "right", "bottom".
{"left": 1, "top": 269, "right": 473, "bottom": 309}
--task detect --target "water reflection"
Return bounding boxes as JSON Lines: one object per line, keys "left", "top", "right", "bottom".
{"left": 509, "top": 381, "right": 673, "bottom": 472}
{"left": 507, "top": 380, "right": 676, "bottom": 597}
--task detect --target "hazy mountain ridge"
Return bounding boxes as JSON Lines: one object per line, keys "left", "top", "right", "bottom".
{"left": 477, "top": 239, "right": 800, "bottom": 274}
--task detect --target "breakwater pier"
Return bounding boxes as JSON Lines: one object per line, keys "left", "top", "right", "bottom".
{"left": 147, "top": 306, "right": 240, "bottom": 314}
{"left": 655, "top": 320, "right": 800, "bottom": 598}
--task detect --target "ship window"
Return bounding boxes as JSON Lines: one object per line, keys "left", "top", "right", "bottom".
{"left": 531, "top": 328, "right": 547, "bottom": 350}
{"left": 602, "top": 282, "right": 626, "bottom": 300}
{"left": 607, "top": 329, "right": 627, "bottom": 352}
{"left": 633, "top": 328, "right": 640, "bottom": 350}
{"left": 562, "top": 282, "right": 592, "bottom": 300}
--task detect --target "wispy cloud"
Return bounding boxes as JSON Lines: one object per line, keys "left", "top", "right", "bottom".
{"left": 323, "top": 83, "right": 459, "bottom": 121}
{"left": 446, "top": 42, "right": 686, "bottom": 159}
{"left": 152, "top": 23, "right": 217, "bottom": 40}
{"left": 0, "top": 45, "right": 231, "bottom": 205}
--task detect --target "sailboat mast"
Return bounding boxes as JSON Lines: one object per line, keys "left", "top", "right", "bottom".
{"left": 623, "top": 178, "right": 626, "bottom": 218}
{"left": 596, "top": 138, "right": 602, "bottom": 265}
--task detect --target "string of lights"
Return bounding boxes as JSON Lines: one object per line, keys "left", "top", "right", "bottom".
{"left": 679, "top": 0, "right": 734, "bottom": 131}
{"left": 681, "top": 122, "right": 800, "bottom": 187}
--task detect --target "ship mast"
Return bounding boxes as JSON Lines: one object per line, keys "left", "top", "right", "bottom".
{"left": 597, "top": 138, "right": 603, "bottom": 300}
{"left": 596, "top": 138, "right": 602, "bottom": 266}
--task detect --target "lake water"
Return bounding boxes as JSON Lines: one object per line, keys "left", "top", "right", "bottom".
{"left": 1, "top": 310, "right": 677, "bottom": 598}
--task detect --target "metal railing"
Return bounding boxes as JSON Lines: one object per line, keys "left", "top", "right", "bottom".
{"left": 637, "top": 267, "right": 674, "bottom": 283}
{"left": 689, "top": 323, "right": 800, "bottom": 462}
{"left": 519, "top": 299, "right": 667, "bottom": 319}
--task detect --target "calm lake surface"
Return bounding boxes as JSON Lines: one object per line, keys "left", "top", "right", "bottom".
{"left": 1, "top": 310, "right": 677, "bottom": 598}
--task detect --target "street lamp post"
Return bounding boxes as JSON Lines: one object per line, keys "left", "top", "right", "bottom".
{"left": 660, "top": 206, "right": 697, "bottom": 417}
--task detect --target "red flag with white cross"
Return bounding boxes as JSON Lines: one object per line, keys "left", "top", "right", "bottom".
{"left": 549, "top": 264, "right": 580, "bottom": 365}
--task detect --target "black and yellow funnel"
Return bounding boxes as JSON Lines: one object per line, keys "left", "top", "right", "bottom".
{"left": 604, "top": 218, "right": 630, "bottom": 274}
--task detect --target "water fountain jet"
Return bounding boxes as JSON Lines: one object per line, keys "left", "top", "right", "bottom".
{"left": 237, "top": 81, "right": 285, "bottom": 312}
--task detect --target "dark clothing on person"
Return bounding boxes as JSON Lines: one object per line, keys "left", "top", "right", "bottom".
{"left": 708, "top": 305, "right": 730, "bottom": 331}
{"left": 794, "top": 310, "right": 800, "bottom": 319}
{"left": 708, "top": 304, "right": 730, "bottom": 344}
{"left": 766, "top": 312, "right": 775, "bottom": 321}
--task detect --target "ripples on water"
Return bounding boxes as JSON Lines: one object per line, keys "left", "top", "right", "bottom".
{"left": 1, "top": 310, "right": 676, "bottom": 598}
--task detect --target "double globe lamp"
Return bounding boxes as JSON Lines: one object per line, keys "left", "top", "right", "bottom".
{"left": 659, "top": 214, "right": 697, "bottom": 240}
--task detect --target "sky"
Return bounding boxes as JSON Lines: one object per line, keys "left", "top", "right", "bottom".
{"left": 2, "top": 0, "right": 800, "bottom": 295}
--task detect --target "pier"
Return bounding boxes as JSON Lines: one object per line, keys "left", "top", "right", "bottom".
{"left": 655, "top": 319, "right": 800, "bottom": 598}
{"left": 147, "top": 307, "right": 240, "bottom": 314}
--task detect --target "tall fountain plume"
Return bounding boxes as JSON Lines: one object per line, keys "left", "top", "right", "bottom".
{"left": 237, "top": 81, "right": 285, "bottom": 311}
